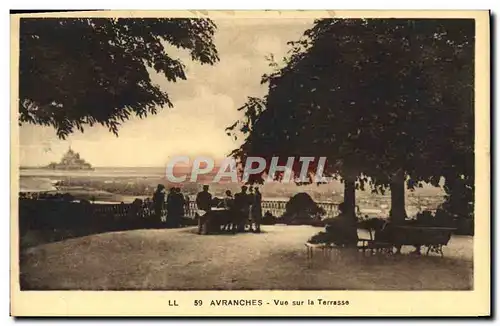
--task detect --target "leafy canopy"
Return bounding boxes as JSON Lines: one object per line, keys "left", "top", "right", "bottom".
{"left": 20, "top": 18, "right": 219, "bottom": 138}
{"left": 228, "top": 18, "right": 474, "bottom": 194}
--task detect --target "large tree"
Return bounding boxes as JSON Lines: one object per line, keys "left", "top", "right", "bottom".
{"left": 228, "top": 18, "right": 474, "bottom": 224}
{"left": 19, "top": 18, "right": 219, "bottom": 138}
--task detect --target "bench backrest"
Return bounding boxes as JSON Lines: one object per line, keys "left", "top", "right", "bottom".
{"left": 375, "top": 226, "right": 453, "bottom": 246}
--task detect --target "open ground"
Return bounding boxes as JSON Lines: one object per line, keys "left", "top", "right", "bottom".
{"left": 20, "top": 225, "right": 473, "bottom": 291}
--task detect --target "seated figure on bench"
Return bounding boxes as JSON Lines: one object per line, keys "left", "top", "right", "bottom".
{"left": 322, "top": 202, "right": 358, "bottom": 247}
{"left": 374, "top": 221, "right": 420, "bottom": 255}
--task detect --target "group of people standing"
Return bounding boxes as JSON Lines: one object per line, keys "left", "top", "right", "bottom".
{"left": 227, "top": 185, "right": 263, "bottom": 233}
{"left": 152, "top": 185, "right": 188, "bottom": 228}
{"left": 196, "top": 184, "right": 263, "bottom": 233}
{"left": 152, "top": 184, "right": 264, "bottom": 232}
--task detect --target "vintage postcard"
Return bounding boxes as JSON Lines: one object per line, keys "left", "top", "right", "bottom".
{"left": 10, "top": 10, "right": 490, "bottom": 317}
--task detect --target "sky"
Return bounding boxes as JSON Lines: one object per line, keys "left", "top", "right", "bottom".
{"left": 19, "top": 18, "right": 315, "bottom": 167}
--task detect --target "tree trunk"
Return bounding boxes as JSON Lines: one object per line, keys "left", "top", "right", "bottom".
{"left": 389, "top": 170, "right": 407, "bottom": 224}
{"left": 343, "top": 176, "right": 356, "bottom": 221}
{"left": 341, "top": 174, "right": 358, "bottom": 247}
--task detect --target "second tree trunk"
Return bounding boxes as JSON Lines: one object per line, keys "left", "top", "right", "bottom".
{"left": 389, "top": 170, "right": 407, "bottom": 224}
{"left": 343, "top": 175, "right": 356, "bottom": 222}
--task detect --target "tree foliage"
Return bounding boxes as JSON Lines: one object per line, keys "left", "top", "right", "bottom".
{"left": 19, "top": 18, "right": 219, "bottom": 138}
{"left": 228, "top": 18, "right": 474, "bottom": 205}
{"left": 229, "top": 19, "right": 475, "bottom": 222}
{"left": 283, "top": 192, "right": 325, "bottom": 221}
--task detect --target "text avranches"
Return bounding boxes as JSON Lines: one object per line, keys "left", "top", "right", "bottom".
{"left": 210, "top": 299, "right": 263, "bottom": 306}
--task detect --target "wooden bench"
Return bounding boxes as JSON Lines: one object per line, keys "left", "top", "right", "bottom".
{"left": 306, "top": 226, "right": 455, "bottom": 266}
{"left": 357, "top": 221, "right": 395, "bottom": 255}
{"left": 374, "top": 225, "right": 455, "bottom": 257}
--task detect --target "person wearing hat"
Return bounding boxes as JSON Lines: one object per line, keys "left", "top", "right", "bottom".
{"left": 153, "top": 184, "right": 166, "bottom": 223}
{"left": 251, "top": 187, "right": 263, "bottom": 233}
{"left": 196, "top": 185, "right": 213, "bottom": 234}
{"left": 234, "top": 185, "right": 250, "bottom": 232}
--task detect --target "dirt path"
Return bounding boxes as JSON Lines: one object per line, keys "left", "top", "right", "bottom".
{"left": 20, "top": 225, "right": 473, "bottom": 290}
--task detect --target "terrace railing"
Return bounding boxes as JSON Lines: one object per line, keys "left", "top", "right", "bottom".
{"left": 18, "top": 195, "right": 340, "bottom": 234}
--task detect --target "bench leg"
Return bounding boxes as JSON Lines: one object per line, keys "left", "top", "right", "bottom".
{"left": 426, "top": 245, "right": 444, "bottom": 257}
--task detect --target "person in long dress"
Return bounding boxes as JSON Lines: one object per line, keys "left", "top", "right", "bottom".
{"left": 166, "top": 187, "right": 176, "bottom": 227}
{"left": 172, "top": 187, "right": 185, "bottom": 227}
{"left": 251, "top": 187, "right": 263, "bottom": 233}
{"left": 221, "top": 190, "right": 235, "bottom": 231}
{"left": 153, "top": 184, "right": 166, "bottom": 223}
{"left": 234, "top": 186, "right": 251, "bottom": 232}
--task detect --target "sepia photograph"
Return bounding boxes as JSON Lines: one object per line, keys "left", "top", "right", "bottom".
{"left": 10, "top": 10, "right": 490, "bottom": 316}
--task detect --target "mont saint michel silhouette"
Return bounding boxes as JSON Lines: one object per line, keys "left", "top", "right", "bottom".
{"left": 45, "top": 147, "right": 93, "bottom": 170}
